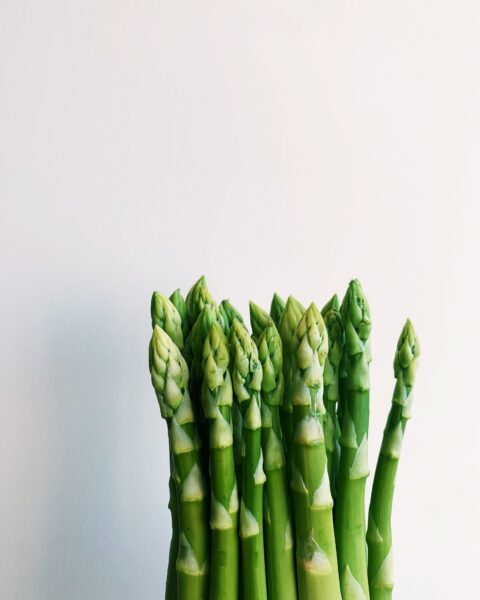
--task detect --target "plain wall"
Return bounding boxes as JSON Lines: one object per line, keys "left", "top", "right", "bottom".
{"left": 1, "top": 1, "right": 479, "bottom": 599}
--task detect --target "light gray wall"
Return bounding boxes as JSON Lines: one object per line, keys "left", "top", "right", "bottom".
{"left": 1, "top": 1, "right": 479, "bottom": 599}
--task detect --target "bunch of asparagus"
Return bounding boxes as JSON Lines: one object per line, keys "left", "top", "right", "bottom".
{"left": 148, "top": 276, "right": 420, "bottom": 600}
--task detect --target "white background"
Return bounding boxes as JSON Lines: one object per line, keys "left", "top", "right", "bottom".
{"left": 1, "top": 2, "right": 479, "bottom": 599}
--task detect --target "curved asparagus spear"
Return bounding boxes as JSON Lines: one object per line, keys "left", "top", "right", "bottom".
{"left": 291, "top": 304, "right": 342, "bottom": 600}
{"left": 321, "top": 293, "right": 339, "bottom": 316}
{"left": 367, "top": 320, "right": 420, "bottom": 600}
{"left": 150, "top": 292, "right": 184, "bottom": 599}
{"left": 321, "top": 306, "right": 343, "bottom": 499}
{"left": 201, "top": 322, "right": 239, "bottom": 600}
{"left": 230, "top": 320, "right": 267, "bottom": 600}
{"left": 149, "top": 326, "right": 209, "bottom": 599}
{"left": 220, "top": 299, "right": 244, "bottom": 338}
{"left": 334, "top": 279, "right": 372, "bottom": 600}
{"left": 278, "top": 296, "right": 305, "bottom": 465}
{"left": 258, "top": 322, "right": 297, "bottom": 600}
{"left": 270, "top": 293, "right": 285, "bottom": 329}
{"left": 151, "top": 292, "right": 184, "bottom": 351}
{"left": 170, "top": 288, "right": 189, "bottom": 341}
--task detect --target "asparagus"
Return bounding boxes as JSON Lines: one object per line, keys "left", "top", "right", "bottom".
{"left": 321, "top": 305, "right": 344, "bottom": 499}
{"left": 270, "top": 292, "right": 285, "bottom": 328}
{"left": 367, "top": 320, "right": 420, "bottom": 600}
{"left": 249, "top": 301, "right": 272, "bottom": 342}
{"left": 220, "top": 299, "right": 244, "bottom": 338}
{"left": 201, "top": 322, "right": 239, "bottom": 599}
{"left": 334, "top": 280, "right": 372, "bottom": 600}
{"left": 150, "top": 292, "right": 185, "bottom": 599}
{"left": 170, "top": 288, "right": 189, "bottom": 341}
{"left": 278, "top": 296, "right": 305, "bottom": 466}
{"left": 322, "top": 293, "right": 339, "bottom": 317}
{"left": 149, "top": 326, "right": 209, "bottom": 599}
{"left": 151, "top": 292, "right": 184, "bottom": 351}
{"left": 230, "top": 319, "right": 267, "bottom": 600}
{"left": 185, "top": 276, "right": 225, "bottom": 333}
{"left": 257, "top": 321, "right": 297, "bottom": 600}
{"left": 290, "top": 304, "right": 342, "bottom": 600}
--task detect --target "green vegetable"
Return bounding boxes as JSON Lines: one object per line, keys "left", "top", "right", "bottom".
{"left": 170, "top": 288, "right": 189, "bottom": 341}
{"left": 290, "top": 304, "right": 342, "bottom": 600}
{"left": 201, "top": 322, "right": 239, "bottom": 599}
{"left": 151, "top": 291, "right": 184, "bottom": 351}
{"left": 220, "top": 299, "right": 244, "bottom": 338}
{"left": 230, "top": 320, "right": 267, "bottom": 600}
{"left": 149, "top": 326, "right": 209, "bottom": 599}
{"left": 258, "top": 321, "right": 297, "bottom": 599}
{"left": 367, "top": 320, "right": 420, "bottom": 600}
{"left": 270, "top": 292, "right": 286, "bottom": 328}
{"left": 334, "top": 279, "right": 372, "bottom": 600}
{"left": 321, "top": 304, "right": 343, "bottom": 499}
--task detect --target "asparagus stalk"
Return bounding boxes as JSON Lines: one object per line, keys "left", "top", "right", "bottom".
{"left": 290, "top": 304, "right": 342, "bottom": 600}
{"left": 230, "top": 319, "right": 268, "bottom": 600}
{"left": 257, "top": 321, "right": 297, "bottom": 600}
{"left": 201, "top": 322, "right": 239, "bottom": 599}
{"left": 151, "top": 291, "right": 184, "bottom": 351}
{"left": 170, "top": 288, "right": 189, "bottom": 341}
{"left": 278, "top": 296, "right": 305, "bottom": 466}
{"left": 249, "top": 301, "right": 272, "bottom": 342}
{"left": 321, "top": 304, "right": 344, "bottom": 499}
{"left": 149, "top": 326, "right": 209, "bottom": 599}
{"left": 220, "top": 299, "right": 244, "bottom": 338}
{"left": 185, "top": 276, "right": 225, "bottom": 333}
{"left": 150, "top": 292, "right": 185, "bottom": 599}
{"left": 270, "top": 292, "right": 285, "bottom": 328}
{"left": 334, "top": 279, "right": 372, "bottom": 600}
{"left": 367, "top": 320, "right": 420, "bottom": 600}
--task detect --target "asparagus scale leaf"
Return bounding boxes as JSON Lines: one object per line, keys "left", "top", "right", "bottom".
{"left": 367, "top": 320, "right": 420, "bottom": 600}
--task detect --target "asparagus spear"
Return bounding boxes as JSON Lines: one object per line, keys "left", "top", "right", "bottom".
{"left": 278, "top": 296, "right": 305, "bottom": 467}
{"left": 321, "top": 293, "right": 339, "bottom": 316}
{"left": 321, "top": 305, "right": 344, "bottom": 499}
{"left": 149, "top": 326, "right": 209, "bottom": 599}
{"left": 230, "top": 320, "right": 267, "bottom": 600}
{"left": 334, "top": 279, "right": 372, "bottom": 600}
{"left": 220, "top": 299, "right": 244, "bottom": 338}
{"left": 257, "top": 321, "right": 297, "bottom": 600}
{"left": 151, "top": 292, "right": 184, "bottom": 351}
{"left": 367, "top": 320, "right": 420, "bottom": 600}
{"left": 270, "top": 292, "right": 285, "bottom": 328}
{"left": 249, "top": 301, "right": 272, "bottom": 342}
{"left": 201, "top": 322, "right": 239, "bottom": 599}
{"left": 170, "top": 288, "right": 189, "bottom": 341}
{"left": 290, "top": 304, "right": 342, "bottom": 600}
{"left": 150, "top": 292, "right": 185, "bottom": 599}
{"left": 185, "top": 276, "right": 225, "bottom": 333}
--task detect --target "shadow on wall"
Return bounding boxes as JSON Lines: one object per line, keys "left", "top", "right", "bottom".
{"left": 36, "top": 293, "right": 167, "bottom": 600}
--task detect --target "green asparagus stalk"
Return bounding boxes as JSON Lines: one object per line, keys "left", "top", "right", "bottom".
{"left": 220, "top": 299, "right": 244, "bottom": 338}
{"left": 170, "top": 288, "right": 189, "bottom": 341}
{"left": 150, "top": 292, "right": 185, "bottom": 599}
{"left": 257, "top": 321, "right": 297, "bottom": 600}
{"left": 321, "top": 305, "right": 343, "bottom": 499}
{"left": 149, "top": 326, "right": 209, "bottom": 599}
{"left": 270, "top": 293, "right": 286, "bottom": 329}
{"left": 249, "top": 301, "right": 272, "bottom": 342}
{"left": 367, "top": 320, "right": 420, "bottom": 600}
{"left": 230, "top": 319, "right": 267, "bottom": 600}
{"left": 185, "top": 276, "right": 225, "bottom": 334}
{"left": 278, "top": 296, "right": 305, "bottom": 466}
{"left": 201, "top": 322, "right": 239, "bottom": 599}
{"left": 290, "top": 304, "right": 342, "bottom": 600}
{"left": 334, "top": 279, "right": 372, "bottom": 600}
{"left": 321, "top": 293, "right": 339, "bottom": 316}
{"left": 151, "top": 292, "right": 184, "bottom": 351}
